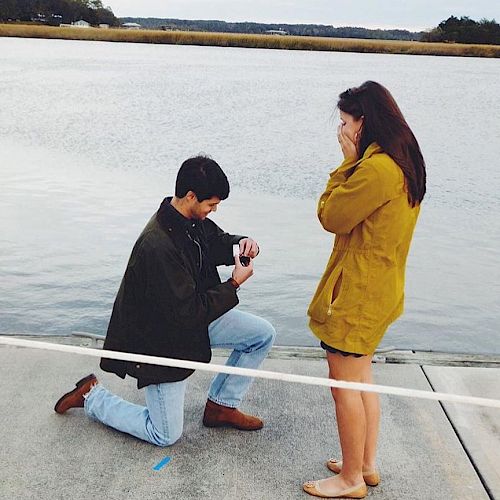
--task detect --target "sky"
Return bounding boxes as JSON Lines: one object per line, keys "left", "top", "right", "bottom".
{"left": 107, "top": 0, "right": 500, "bottom": 31}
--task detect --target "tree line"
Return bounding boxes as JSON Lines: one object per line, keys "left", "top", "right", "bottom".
{"left": 121, "top": 17, "right": 422, "bottom": 41}
{"left": 0, "top": 0, "right": 119, "bottom": 26}
{"left": 1, "top": 5, "right": 498, "bottom": 45}
{"left": 118, "top": 16, "right": 500, "bottom": 44}
{"left": 421, "top": 16, "right": 499, "bottom": 45}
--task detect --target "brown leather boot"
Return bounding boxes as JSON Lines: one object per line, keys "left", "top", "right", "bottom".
{"left": 54, "top": 374, "right": 98, "bottom": 414}
{"left": 202, "top": 399, "right": 263, "bottom": 431}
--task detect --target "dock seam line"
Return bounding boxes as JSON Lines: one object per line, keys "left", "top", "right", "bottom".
{"left": 420, "top": 365, "right": 494, "bottom": 500}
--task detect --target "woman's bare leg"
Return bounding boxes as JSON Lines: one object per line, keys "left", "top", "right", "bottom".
{"left": 329, "top": 356, "right": 379, "bottom": 472}
{"left": 360, "top": 367, "right": 379, "bottom": 472}
{"left": 306, "top": 352, "right": 372, "bottom": 495}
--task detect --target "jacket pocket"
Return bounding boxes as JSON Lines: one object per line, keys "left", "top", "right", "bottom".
{"left": 327, "top": 270, "right": 347, "bottom": 318}
{"left": 308, "top": 268, "right": 346, "bottom": 324}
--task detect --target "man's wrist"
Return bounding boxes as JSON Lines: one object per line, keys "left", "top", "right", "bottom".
{"left": 227, "top": 277, "right": 240, "bottom": 291}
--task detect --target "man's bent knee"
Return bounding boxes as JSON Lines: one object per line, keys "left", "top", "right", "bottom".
{"left": 260, "top": 319, "right": 277, "bottom": 346}
{"left": 155, "top": 433, "right": 181, "bottom": 447}
{"left": 146, "top": 419, "right": 183, "bottom": 447}
{"left": 151, "top": 428, "right": 182, "bottom": 447}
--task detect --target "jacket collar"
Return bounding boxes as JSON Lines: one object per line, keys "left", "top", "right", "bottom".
{"left": 363, "top": 142, "right": 382, "bottom": 158}
{"left": 156, "top": 197, "right": 200, "bottom": 234}
{"left": 351, "top": 142, "right": 382, "bottom": 168}
{"left": 329, "top": 143, "right": 383, "bottom": 180}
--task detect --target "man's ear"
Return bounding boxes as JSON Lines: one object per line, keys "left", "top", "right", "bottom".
{"left": 185, "top": 191, "right": 198, "bottom": 202}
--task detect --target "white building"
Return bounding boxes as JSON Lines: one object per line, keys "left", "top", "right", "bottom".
{"left": 60, "top": 20, "right": 90, "bottom": 28}
{"left": 264, "top": 29, "right": 288, "bottom": 36}
{"left": 72, "top": 20, "right": 90, "bottom": 28}
{"left": 99, "top": 24, "right": 110, "bottom": 29}
{"left": 122, "top": 22, "right": 141, "bottom": 30}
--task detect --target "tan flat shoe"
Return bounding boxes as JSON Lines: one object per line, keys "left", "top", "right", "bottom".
{"left": 326, "top": 459, "right": 380, "bottom": 487}
{"left": 303, "top": 480, "right": 367, "bottom": 499}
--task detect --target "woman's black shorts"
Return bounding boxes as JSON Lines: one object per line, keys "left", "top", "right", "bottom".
{"left": 320, "top": 341, "right": 365, "bottom": 358}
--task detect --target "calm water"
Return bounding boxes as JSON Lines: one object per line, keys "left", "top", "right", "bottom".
{"left": 1, "top": 37, "right": 499, "bottom": 354}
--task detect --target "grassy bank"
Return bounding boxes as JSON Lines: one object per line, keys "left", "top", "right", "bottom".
{"left": 1, "top": 23, "right": 499, "bottom": 58}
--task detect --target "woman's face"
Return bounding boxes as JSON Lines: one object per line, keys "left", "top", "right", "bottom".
{"left": 339, "top": 111, "right": 364, "bottom": 144}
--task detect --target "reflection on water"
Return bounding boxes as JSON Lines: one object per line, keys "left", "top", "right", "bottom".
{"left": 1, "top": 38, "right": 499, "bottom": 354}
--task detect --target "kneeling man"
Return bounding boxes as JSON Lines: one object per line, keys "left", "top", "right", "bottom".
{"left": 54, "top": 156, "right": 276, "bottom": 446}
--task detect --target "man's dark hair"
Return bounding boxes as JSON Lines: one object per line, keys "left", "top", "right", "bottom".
{"left": 175, "top": 156, "right": 230, "bottom": 202}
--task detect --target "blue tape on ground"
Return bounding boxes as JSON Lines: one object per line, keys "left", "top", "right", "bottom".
{"left": 152, "top": 456, "right": 171, "bottom": 471}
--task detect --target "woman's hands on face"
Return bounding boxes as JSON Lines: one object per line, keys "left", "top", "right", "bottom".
{"left": 337, "top": 111, "right": 363, "bottom": 162}
{"left": 337, "top": 123, "right": 359, "bottom": 161}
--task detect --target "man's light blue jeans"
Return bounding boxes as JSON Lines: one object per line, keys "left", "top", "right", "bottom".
{"left": 84, "top": 309, "right": 276, "bottom": 446}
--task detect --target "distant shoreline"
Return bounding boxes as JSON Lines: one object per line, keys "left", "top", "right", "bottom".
{"left": 1, "top": 24, "right": 499, "bottom": 58}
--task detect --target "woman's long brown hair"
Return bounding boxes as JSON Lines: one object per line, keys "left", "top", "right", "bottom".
{"left": 338, "top": 81, "right": 426, "bottom": 206}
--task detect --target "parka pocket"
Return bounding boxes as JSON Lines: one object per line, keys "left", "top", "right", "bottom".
{"left": 308, "top": 268, "right": 347, "bottom": 324}
{"left": 327, "top": 270, "right": 346, "bottom": 318}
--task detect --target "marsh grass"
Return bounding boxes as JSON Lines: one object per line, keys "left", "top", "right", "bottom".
{"left": 1, "top": 23, "right": 499, "bottom": 58}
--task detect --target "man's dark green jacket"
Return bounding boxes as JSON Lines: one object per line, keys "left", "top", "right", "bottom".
{"left": 100, "top": 198, "right": 244, "bottom": 388}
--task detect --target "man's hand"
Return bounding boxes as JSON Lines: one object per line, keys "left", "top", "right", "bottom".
{"left": 239, "top": 238, "right": 259, "bottom": 258}
{"left": 232, "top": 254, "right": 254, "bottom": 286}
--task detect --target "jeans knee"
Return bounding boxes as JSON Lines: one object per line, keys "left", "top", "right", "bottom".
{"left": 154, "top": 428, "right": 182, "bottom": 447}
{"left": 156, "top": 434, "right": 180, "bottom": 447}
{"left": 147, "top": 418, "right": 183, "bottom": 447}
{"left": 261, "top": 320, "right": 277, "bottom": 347}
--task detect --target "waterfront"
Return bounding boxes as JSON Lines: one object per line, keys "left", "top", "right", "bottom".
{"left": 1, "top": 23, "right": 499, "bottom": 57}
{"left": 1, "top": 37, "right": 499, "bottom": 353}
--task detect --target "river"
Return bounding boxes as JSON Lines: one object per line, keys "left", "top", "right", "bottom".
{"left": 1, "top": 37, "right": 499, "bottom": 353}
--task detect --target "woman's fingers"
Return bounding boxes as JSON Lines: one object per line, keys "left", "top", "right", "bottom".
{"left": 337, "top": 126, "right": 358, "bottom": 161}
{"left": 337, "top": 124, "right": 346, "bottom": 145}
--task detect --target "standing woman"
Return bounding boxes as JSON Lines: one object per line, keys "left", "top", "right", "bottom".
{"left": 303, "top": 81, "right": 426, "bottom": 499}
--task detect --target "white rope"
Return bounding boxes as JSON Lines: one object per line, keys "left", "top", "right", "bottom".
{"left": 1, "top": 336, "right": 499, "bottom": 409}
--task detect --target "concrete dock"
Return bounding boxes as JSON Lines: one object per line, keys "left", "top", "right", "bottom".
{"left": 0, "top": 339, "right": 499, "bottom": 500}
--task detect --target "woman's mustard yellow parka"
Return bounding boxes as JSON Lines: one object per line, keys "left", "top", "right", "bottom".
{"left": 308, "top": 143, "right": 420, "bottom": 354}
